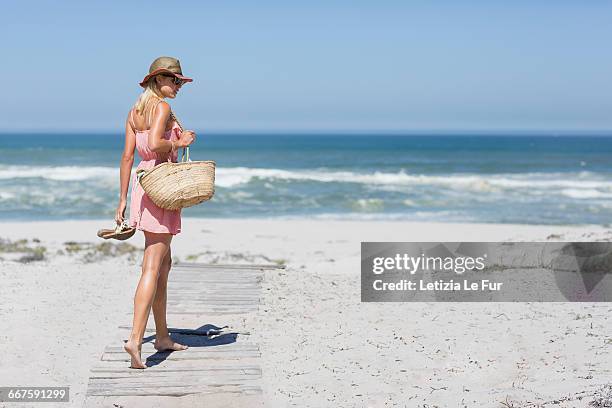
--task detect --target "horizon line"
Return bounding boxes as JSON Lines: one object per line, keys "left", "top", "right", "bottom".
{"left": 1, "top": 128, "right": 612, "bottom": 136}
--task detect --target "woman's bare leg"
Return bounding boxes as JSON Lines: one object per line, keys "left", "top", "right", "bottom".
{"left": 123, "top": 231, "right": 172, "bottom": 368}
{"left": 152, "top": 246, "right": 188, "bottom": 351}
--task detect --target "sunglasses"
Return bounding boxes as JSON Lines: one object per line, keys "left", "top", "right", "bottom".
{"left": 160, "top": 74, "right": 186, "bottom": 86}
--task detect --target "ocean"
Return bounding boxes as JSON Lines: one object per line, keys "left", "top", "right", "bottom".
{"left": 1, "top": 133, "right": 611, "bottom": 225}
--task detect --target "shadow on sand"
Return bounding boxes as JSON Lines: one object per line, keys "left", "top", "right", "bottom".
{"left": 125, "top": 324, "right": 246, "bottom": 367}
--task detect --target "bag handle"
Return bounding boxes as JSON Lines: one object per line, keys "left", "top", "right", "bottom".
{"left": 168, "top": 109, "right": 190, "bottom": 163}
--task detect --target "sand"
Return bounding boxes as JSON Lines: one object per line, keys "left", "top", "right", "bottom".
{"left": 0, "top": 218, "right": 610, "bottom": 407}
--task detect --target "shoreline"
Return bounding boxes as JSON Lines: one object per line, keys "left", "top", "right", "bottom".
{"left": 1, "top": 218, "right": 609, "bottom": 270}
{"left": 0, "top": 215, "right": 609, "bottom": 228}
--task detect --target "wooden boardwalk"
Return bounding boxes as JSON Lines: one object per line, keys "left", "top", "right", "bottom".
{"left": 83, "top": 262, "right": 282, "bottom": 408}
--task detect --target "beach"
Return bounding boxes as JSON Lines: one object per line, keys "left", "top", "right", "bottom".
{"left": 0, "top": 218, "right": 610, "bottom": 407}
{"left": 3, "top": 1, "right": 612, "bottom": 406}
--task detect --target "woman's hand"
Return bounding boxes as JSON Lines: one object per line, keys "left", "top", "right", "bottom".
{"left": 176, "top": 130, "right": 196, "bottom": 148}
{"left": 115, "top": 199, "right": 127, "bottom": 225}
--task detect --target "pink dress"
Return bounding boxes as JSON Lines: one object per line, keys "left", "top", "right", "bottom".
{"left": 128, "top": 114, "right": 182, "bottom": 235}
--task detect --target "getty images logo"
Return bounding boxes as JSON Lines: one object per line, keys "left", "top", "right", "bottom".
{"left": 371, "top": 252, "right": 487, "bottom": 275}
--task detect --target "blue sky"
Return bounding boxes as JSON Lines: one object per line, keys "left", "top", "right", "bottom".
{"left": 1, "top": 1, "right": 611, "bottom": 132}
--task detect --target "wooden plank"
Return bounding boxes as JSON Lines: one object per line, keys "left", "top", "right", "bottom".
{"left": 105, "top": 340, "right": 257, "bottom": 351}
{"left": 164, "top": 309, "right": 258, "bottom": 314}
{"left": 166, "top": 288, "right": 261, "bottom": 294}
{"left": 164, "top": 298, "right": 260, "bottom": 303}
{"left": 103, "top": 349, "right": 259, "bottom": 358}
{"left": 170, "top": 269, "right": 264, "bottom": 274}
{"left": 169, "top": 274, "right": 262, "bottom": 278}
{"left": 89, "top": 379, "right": 260, "bottom": 388}
{"left": 167, "top": 282, "right": 261, "bottom": 287}
{"left": 114, "top": 327, "right": 254, "bottom": 337}
{"left": 166, "top": 288, "right": 260, "bottom": 293}
{"left": 159, "top": 310, "right": 258, "bottom": 315}
{"left": 88, "top": 363, "right": 261, "bottom": 375}
{"left": 168, "top": 278, "right": 261, "bottom": 283}
{"left": 167, "top": 285, "right": 261, "bottom": 289}
{"left": 168, "top": 280, "right": 261, "bottom": 284}
{"left": 104, "top": 345, "right": 258, "bottom": 353}
{"left": 87, "top": 377, "right": 261, "bottom": 386}
{"left": 166, "top": 305, "right": 259, "bottom": 310}
{"left": 165, "top": 296, "right": 261, "bottom": 301}
{"left": 122, "top": 310, "right": 257, "bottom": 317}
{"left": 89, "top": 369, "right": 261, "bottom": 379}
{"left": 172, "top": 262, "right": 284, "bottom": 269}
{"left": 162, "top": 310, "right": 259, "bottom": 315}
{"left": 88, "top": 367, "right": 261, "bottom": 378}
{"left": 165, "top": 299, "right": 260, "bottom": 304}
{"left": 88, "top": 380, "right": 261, "bottom": 388}
{"left": 165, "top": 284, "right": 261, "bottom": 288}
{"left": 163, "top": 308, "right": 259, "bottom": 314}
{"left": 166, "top": 284, "right": 261, "bottom": 287}
{"left": 165, "top": 301, "right": 259, "bottom": 307}
{"left": 161, "top": 311, "right": 259, "bottom": 316}
{"left": 165, "top": 287, "right": 261, "bottom": 291}
{"left": 165, "top": 295, "right": 260, "bottom": 299}
{"left": 168, "top": 275, "right": 262, "bottom": 280}
{"left": 166, "top": 305, "right": 259, "bottom": 309}
{"left": 91, "top": 365, "right": 261, "bottom": 374}
{"left": 164, "top": 296, "right": 260, "bottom": 302}
{"left": 166, "top": 297, "right": 260, "bottom": 302}
{"left": 169, "top": 275, "right": 262, "bottom": 279}
{"left": 170, "top": 276, "right": 263, "bottom": 281}
{"left": 164, "top": 298, "right": 260, "bottom": 302}
{"left": 87, "top": 384, "right": 262, "bottom": 397}
{"left": 101, "top": 351, "right": 260, "bottom": 361}
{"left": 166, "top": 286, "right": 260, "bottom": 291}
{"left": 166, "top": 287, "right": 260, "bottom": 293}
{"left": 171, "top": 270, "right": 265, "bottom": 276}
{"left": 167, "top": 280, "right": 261, "bottom": 285}
{"left": 88, "top": 370, "right": 261, "bottom": 380}
{"left": 103, "top": 341, "right": 258, "bottom": 352}
{"left": 171, "top": 268, "right": 264, "bottom": 273}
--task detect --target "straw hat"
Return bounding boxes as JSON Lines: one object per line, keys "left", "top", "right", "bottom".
{"left": 139, "top": 56, "right": 193, "bottom": 88}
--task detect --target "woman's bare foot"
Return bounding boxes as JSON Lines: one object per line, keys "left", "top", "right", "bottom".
{"left": 123, "top": 340, "right": 146, "bottom": 369}
{"left": 154, "top": 336, "right": 189, "bottom": 352}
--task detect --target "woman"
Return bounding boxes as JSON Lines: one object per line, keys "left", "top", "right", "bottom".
{"left": 115, "top": 56, "right": 196, "bottom": 369}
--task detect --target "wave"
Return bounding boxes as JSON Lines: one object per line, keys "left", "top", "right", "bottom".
{"left": 215, "top": 167, "right": 612, "bottom": 192}
{"left": 309, "top": 210, "right": 465, "bottom": 221}
{"left": 560, "top": 189, "right": 612, "bottom": 199}
{"left": 0, "top": 191, "right": 16, "bottom": 201}
{"left": 0, "top": 165, "right": 117, "bottom": 181}
{"left": 2, "top": 165, "right": 612, "bottom": 195}
{"left": 350, "top": 198, "right": 385, "bottom": 211}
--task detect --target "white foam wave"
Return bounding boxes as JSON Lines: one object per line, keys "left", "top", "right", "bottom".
{"left": 350, "top": 198, "right": 385, "bottom": 211}
{"left": 0, "top": 165, "right": 117, "bottom": 181}
{"left": 0, "top": 191, "right": 15, "bottom": 201}
{"left": 310, "top": 210, "right": 463, "bottom": 221}
{"left": 2, "top": 165, "right": 612, "bottom": 197}
{"left": 560, "top": 189, "right": 612, "bottom": 199}
{"left": 215, "top": 167, "right": 612, "bottom": 192}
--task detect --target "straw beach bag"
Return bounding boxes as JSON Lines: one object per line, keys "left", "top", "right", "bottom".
{"left": 136, "top": 108, "right": 215, "bottom": 210}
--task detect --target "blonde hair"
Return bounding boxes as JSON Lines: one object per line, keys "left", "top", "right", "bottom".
{"left": 133, "top": 77, "right": 165, "bottom": 127}
{"left": 131, "top": 75, "right": 185, "bottom": 132}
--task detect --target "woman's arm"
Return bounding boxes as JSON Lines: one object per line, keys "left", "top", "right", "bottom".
{"left": 147, "top": 101, "right": 174, "bottom": 153}
{"left": 115, "top": 111, "right": 136, "bottom": 223}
